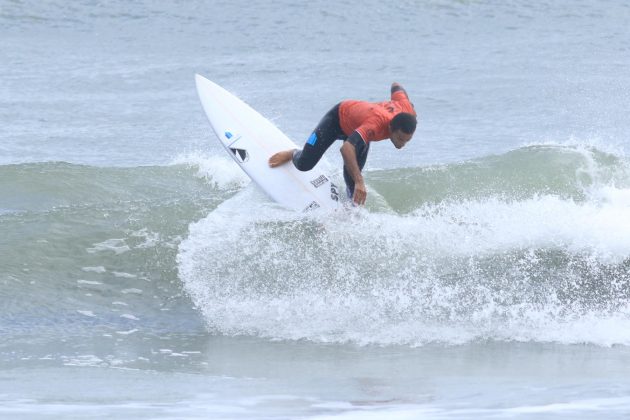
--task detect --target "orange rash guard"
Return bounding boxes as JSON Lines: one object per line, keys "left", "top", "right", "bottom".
{"left": 338, "top": 90, "right": 416, "bottom": 143}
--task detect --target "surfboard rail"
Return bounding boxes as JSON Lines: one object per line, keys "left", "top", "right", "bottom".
{"left": 195, "top": 74, "right": 340, "bottom": 213}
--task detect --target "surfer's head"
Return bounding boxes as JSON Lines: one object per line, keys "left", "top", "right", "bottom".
{"left": 389, "top": 112, "right": 416, "bottom": 149}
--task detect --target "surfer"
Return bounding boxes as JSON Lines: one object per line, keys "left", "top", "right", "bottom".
{"left": 268, "top": 82, "right": 417, "bottom": 205}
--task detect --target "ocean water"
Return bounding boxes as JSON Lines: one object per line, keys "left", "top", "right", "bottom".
{"left": 3, "top": 0, "right": 630, "bottom": 418}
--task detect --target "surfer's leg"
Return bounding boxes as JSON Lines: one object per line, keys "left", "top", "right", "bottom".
{"left": 292, "top": 104, "right": 345, "bottom": 171}
{"left": 343, "top": 142, "right": 370, "bottom": 198}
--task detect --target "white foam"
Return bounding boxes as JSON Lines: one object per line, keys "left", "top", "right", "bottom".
{"left": 87, "top": 239, "right": 130, "bottom": 255}
{"left": 62, "top": 354, "right": 104, "bottom": 367}
{"left": 81, "top": 266, "right": 106, "bottom": 273}
{"left": 77, "top": 280, "right": 103, "bottom": 285}
{"left": 116, "top": 329, "right": 138, "bottom": 335}
{"left": 130, "top": 228, "right": 161, "bottom": 249}
{"left": 171, "top": 152, "right": 250, "bottom": 189}
{"left": 121, "top": 288, "right": 142, "bottom": 295}
{"left": 112, "top": 271, "right": 137, "bottom": 279}
{"left": 502, "top": 396, "right": 630, "bottom": 415}
{"left": 406, "top": 191, "right": 630, "bottom": 264}
{"left": 177, "top": 178, "right": 630, "bottom": 347}
{"left": 307, "top": 396, "right": 630, "bottom": 419}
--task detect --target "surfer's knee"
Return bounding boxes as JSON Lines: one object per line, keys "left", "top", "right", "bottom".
{"left": 292, "top": 150, "right": 316, "bottom": 171}
{"left": 294, "top": 160, "right": 316, "bottom": 171}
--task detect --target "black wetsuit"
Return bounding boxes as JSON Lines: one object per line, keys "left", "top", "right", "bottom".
{"left": 292, "top": 103, "right": 370, "bottom": 197}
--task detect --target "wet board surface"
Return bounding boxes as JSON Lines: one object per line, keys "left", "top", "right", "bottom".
{"left": 195, "top": 74, "right": 341, "bottom": 213}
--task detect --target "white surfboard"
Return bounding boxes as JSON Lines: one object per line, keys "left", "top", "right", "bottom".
{"left": 195, "top": 74, "right": 340, "bottom": 213}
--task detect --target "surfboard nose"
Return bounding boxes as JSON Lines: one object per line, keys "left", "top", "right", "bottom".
{"left": 195, "top": 73, "right": 207, "bottom": 89}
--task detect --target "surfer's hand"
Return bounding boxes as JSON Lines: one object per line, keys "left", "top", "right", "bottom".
{"left": 353, "top": 181, "right": 367, "bottom": 205}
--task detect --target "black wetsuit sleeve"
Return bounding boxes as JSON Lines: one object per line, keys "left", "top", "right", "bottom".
{"left": 344, "top": 131, "right": 367, "bottom": 157}
{"left": 342, "top": 131, "right": 370, "bottom": 197}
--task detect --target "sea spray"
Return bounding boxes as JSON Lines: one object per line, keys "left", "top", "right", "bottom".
{"left": 178, "top": 144, "right": 630, "bottom": 346}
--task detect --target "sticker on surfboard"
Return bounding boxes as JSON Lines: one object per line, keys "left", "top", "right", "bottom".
{"left": 229, "top": 147, "right": 249, "bottom": 163}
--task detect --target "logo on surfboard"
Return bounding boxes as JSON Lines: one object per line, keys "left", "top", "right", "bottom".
{"left": 310, "top": 175, "right": 328, "bottom": 188}
{"left": 303, "top": 201, "right": 321, "bottom": 212}
{"left": 330, "top": 183, "right": 339, "bottom": 202}
{"left": 229, "top": 147, "right": 249, "bottom": 163}
{"left": 225, "top": 130, "right": 243, "bottom": 147}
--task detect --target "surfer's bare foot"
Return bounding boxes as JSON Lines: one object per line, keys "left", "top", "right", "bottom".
{"left": 269, "top": 150, "right": 294, "bottom": 168}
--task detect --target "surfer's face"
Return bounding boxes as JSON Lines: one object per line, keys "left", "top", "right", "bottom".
{"left": 390, "top": 129, "right": 413, "bottom": 149}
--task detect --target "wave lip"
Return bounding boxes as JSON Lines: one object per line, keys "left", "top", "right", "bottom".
{"left": 0, "top": 159, "right": 237, "bottom": 213}
{"left": 369, "top": 144, "right": 630, "bottom": 212}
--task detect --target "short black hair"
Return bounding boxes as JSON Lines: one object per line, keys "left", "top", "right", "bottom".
{"left": 390, "top": 112, "right": 417, "bottom": 134}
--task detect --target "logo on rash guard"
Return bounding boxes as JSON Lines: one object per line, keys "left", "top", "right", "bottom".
{"left": 225, "top": 131, "right": 233, "bottom": 139}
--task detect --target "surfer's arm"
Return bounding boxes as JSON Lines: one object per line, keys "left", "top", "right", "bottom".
{"left": 341, "top": 133, "right": 367, "bottom": 205}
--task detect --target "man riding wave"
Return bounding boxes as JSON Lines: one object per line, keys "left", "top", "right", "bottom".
{"left": 269, "top": 82, "right": 417, "bottom": 205}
